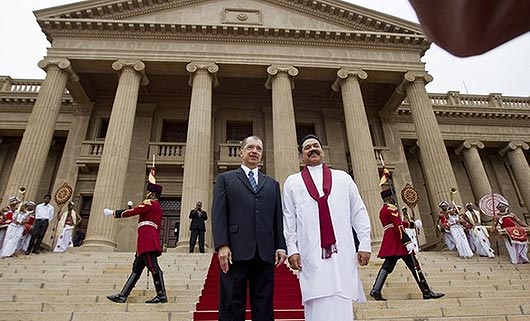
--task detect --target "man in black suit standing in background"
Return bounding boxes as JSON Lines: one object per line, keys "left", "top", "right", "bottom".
{"left": 189, "top": 201, "right": 207, "bottom": 253}
{"left": 212, "top": 135, "right": 287, "bottom": 321}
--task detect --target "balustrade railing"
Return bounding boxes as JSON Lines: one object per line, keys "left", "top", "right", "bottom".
{"left": 219, "top": 143, "right": 241, "bottom": 163}
{"left": 0, "top": 77, "right": 69, "bottom": 94}
{"left": 148, "top": 142, "right": 186, "bottom": 162}
{"left": 401, "top": 93, "right": 529, "bottom": 109}
{"left": 79, "top": 140, "right": 104, "bottom": 159}
{"left": 501, "top": 97, "right": 530, "bottom": 108}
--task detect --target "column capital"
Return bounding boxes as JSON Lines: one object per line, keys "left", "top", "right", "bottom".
{"left": 499, "top": 141, "right": 530, "bottom": 156}
{"left": 331, "top": 68, "right": 367, "bottom": 92}
{"left": 403, "top": 71, "right": 433, "bottom": 85}
{"left": 265, "top": 65, "right": 298, "bottom": 90}
{"left": 186, "top": 61, "right": 219, "bottom": 87}
{"left": 455, "top": 139, "right": 484, "bottom": 155}
{"left": 112, "top": 60, "right": 149, "bottom": 86}
{"left": 38, "top": 58, "right": 78, "bottom": 82}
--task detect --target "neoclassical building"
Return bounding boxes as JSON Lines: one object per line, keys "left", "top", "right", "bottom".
{"left": 0, "top": 0, "right": 528, "bottom": 251}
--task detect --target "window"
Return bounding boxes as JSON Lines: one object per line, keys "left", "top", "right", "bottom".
{"left": 296, "top": 123, "right": 316, "bottom": 143}
{"left": 161, "top": 120, "right": 188, "bottom": 142}
{"left": 226, "top": 121, "right": 253, "bottom": 142}
{"left": 97, "top": 118, "right": 109, "bottom": 139}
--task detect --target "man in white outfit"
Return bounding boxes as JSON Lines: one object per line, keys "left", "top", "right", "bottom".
{"left": 282, "top": 134, "right": 371, "bottom": 321}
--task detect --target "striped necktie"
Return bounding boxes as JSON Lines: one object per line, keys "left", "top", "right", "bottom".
{"left": 248, "top": 170, "right": 258, "bottom": 192}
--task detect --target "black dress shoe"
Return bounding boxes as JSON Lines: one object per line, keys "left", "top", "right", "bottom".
{"left": 24, "top": 250, "right": 30, "bottom": 255}
{"left": 423, "top": 290, "right": 445, "bottom": 300}
{"left": 32, "top": 251, "right": 40, "bottom": 254}
{"left": 107, "top": 294, "right": 127, "bottom": 303}
{"left": 369, "top": 290, "right": 387, "bottom": 301}
{"left": 145, "top": 295, "right": 167, "bottom": 304}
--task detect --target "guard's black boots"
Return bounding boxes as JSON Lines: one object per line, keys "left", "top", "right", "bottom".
{"left": 107, "top": 272, "right": 140, "bottom": 303}
{"left": 415, "top": 271, "right": 445, "bottom": 300}
{"left": 369, "top": 269, "right": 388, "bottom": 301}
{"left": 145, "top": 270, "right": 167, "bottom": 303}
{"left": 422, "top": 289, "right": 445, "bottom": 300}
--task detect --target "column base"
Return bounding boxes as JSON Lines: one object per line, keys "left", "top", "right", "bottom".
{"left": 81, "top": 237, "right": 117, "bottom": 251}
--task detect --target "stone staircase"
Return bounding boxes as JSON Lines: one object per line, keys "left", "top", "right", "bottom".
{"left": 356, "top": 251, "right": 530, "bottom": 321}
{"left": 0, "top": 249, "right": 529, "bottom": 321}
{"left": 0, "top": 249, "right": 211, "bottom": 321}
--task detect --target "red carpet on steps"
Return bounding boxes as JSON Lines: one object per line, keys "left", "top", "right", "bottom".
{"left": 194, "top": 254, "right": 305, "bottom": 320}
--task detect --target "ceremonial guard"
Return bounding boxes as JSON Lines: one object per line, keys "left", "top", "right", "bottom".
{"left": 492, "top": 201, "right": 529, "bottom": 264}
{"left": 0, "top": 197, "right": 20, "bottom": 249}
{"left": 447, "top": 205, "right": 473, "bottom": 259}
{"left": 370, "top": 189, "right": 444, "bottom": 301}
{"left": 105, "top": 178, "right": 167, "bottom": 303}
{"left": 438, "top": 201, "right": 455, "bottom": 251}
{"left": 1, "top": 200, "right": 30, "bottom": 257}
{"left": 19, "top": 201, "right": 36, "bottom": 253}
{"left": 464, "top": 203, "right": 494, "bottom": 257}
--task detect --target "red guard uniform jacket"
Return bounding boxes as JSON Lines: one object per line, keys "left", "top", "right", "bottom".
{"left": 120, "top": 199, "right": 163, "bottom": 256}
{"left": 377, "top": 203, "right": 412, "bottom": 258}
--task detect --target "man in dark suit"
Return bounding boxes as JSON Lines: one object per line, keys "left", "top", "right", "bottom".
{"left": 189, "top": 201, "right": 207, "bottom": 253}
{"left": 212, "top": 135, "right": 287, "bottom": 321}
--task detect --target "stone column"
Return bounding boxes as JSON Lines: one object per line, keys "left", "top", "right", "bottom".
{"left": 499, "top": 141, "right": 530, "bottom": 211}
{"left": 331, "top": 68, "right": 382, "bottom": 239}
{"left": 455, "top": 140, "right": 492, "bottom": 201}
{"left": 403, "top": 72, "right": 460, "bottom": 209}
{"left": 83, "top": 60, "right": 148, "bottom": 250}
{"left": 177, "top": 62, "right": 218, "bottom": 251}
{"left": 265, "top": 65, "right": 299, "bottom": 187}
{"left": 3, "top": 59, "right": 75, "bottom": 203}
{"left": 42, "top": 103, "right": 93, "bottom": 248}
{"left": 321, "top": 108, "right": 349, "bottom": 171}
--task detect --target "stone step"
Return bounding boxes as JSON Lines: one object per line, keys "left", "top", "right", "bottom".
{"left": 2, "top": 250, "right": 530, "bottom": 321}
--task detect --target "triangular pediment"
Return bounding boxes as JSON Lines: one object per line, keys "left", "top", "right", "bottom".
{"left": 35, "top": 0, "right": 423, "bottom": 35}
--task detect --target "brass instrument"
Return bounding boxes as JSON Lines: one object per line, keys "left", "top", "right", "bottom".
{"left": 16, "top": 187, "right": 26, "bottom": 211}
{"left": 15, "top": 187, "right": 26, "bottom": 223}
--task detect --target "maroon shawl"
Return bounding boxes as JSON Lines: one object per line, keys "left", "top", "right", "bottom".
{"left": 301, "top": 164, "right": 337, "bottom": 259}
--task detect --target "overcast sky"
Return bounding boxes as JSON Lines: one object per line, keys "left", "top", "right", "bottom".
{"left": 0, "top": 0, "right": 528, "bottom": 97}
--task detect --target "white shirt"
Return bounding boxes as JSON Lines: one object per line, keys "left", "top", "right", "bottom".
{"left": 35, "top": 203, "right": 54, "bottom": 221}
{"left": 240, "top": 164, "right": 258, "bottom": 185}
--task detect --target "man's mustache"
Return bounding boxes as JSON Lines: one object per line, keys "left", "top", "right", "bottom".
{"left": 308, "top": 150, "right": 320, "bottom": 157}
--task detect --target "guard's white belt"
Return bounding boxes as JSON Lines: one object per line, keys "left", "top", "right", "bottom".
{"left": 138, "top": 221, "right": 158, "bottom": 229}
{"left": 383, "top": 223, "right": 395, "bottom": 231}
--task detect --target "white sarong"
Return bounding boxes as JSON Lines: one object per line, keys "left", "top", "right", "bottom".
{"left": 304, "top": 295, "right": 354, "bottom": 321}
{"left": 53, "top": 225, "right": 74, "bottom": 252}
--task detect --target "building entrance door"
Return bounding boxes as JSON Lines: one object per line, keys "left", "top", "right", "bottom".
{"left": 159, "top": 197, "right": 181, "bottom": 248}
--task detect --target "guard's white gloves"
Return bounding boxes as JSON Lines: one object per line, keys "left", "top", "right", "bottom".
{"left": 127, "top": 201, "right": 134, "bottom": 207}
{"left": 414, "top": 219, "right": 423, "bottom": 230}
{"left": 103, "top": 209, "right": 114, "bottom": 217}
{"left": 406, "top": 242, "right": 415, "bottom": 254}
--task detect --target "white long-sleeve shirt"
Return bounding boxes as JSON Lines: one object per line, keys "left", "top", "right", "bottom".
{"left": 35, "top": 203, "right": 54, "bottom": 221}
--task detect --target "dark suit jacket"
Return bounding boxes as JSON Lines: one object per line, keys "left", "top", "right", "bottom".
{"left": 212, "top": 167, "right": 286, "bottom": 264}
{"left": 189, "top": 209, "right": 207, "bottom": 231}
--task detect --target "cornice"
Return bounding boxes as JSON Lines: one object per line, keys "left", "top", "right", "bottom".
{"left": 38, "top": 19, "right": 429, "bottom": 52}
{"left": 397, "top": 105, "right": 530, "bottom": 121}
{"left": 37, "top": 0, "right": 423, "bottom": 35}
